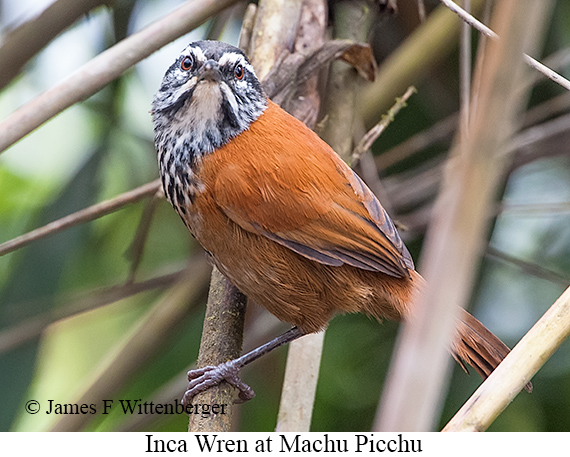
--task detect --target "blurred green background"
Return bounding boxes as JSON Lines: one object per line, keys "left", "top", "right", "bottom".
{"left": 1, "top": 0, "right": 569, "bottom": 432}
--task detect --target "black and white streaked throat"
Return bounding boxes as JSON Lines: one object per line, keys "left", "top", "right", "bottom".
{"left": 152, "top": 40, "right": 267, "bottom": 162}
{"left": 151, "top": 41, "right": 267, "bottom": 216}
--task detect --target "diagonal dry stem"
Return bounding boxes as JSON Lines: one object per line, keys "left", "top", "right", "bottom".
{"left": 351, "top": 86, "right": 417, "bottom": 168}
{"left": 0, "top": 268, "right": 187, "bottom": 355}
{"left": 443, "top": 284, "right": 570, "bottom": 432}
{"left": 439, "top": 0, "right": 570, "bottom": 91}
{"left": 0, "top": 0, "right": 240, "bottom": 154}
{"left": 0, "top": 0, "right": 110, "bottom": 90}
{"left": 49, "top": 261, "right": 211, "bottom": 432}
{"left": 485, "top": 246, "right": 569, "bottom": 288}
{"left": 126, "top": 187, "right": 164, "bottom": 283}
{"left": 0, "top": 180, "right": 160, "bottom": 257}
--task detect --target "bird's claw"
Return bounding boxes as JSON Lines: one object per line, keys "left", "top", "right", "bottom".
{"left": 182, "top": 361, "right": 255, "bottom": 406}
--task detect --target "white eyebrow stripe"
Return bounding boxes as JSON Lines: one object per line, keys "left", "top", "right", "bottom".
{"left": 183, "top": 45, "right": 206, "bottom": 62}
{"left": 218, "top": 53, "right": 257, "bottom": 76}
{"left": 218, "top": 52, "right": 246, "bottom": 67}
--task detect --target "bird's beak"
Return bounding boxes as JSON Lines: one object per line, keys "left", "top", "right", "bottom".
{"left": 198, "top": 60, "right": 222, "bottom": 82}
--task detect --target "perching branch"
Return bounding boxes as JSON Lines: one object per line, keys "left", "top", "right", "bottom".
{"left": 118, "top": 313, "right": 284, "bottom": 432}
{"left": 187, "top": 267, "right": 248, "bottom": 433}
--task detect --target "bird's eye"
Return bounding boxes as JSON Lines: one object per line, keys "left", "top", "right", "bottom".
{"left": 181, "top": 55, "right": 194, "bottom": 71}
{"left": 234, "top": 64, "right": 245, "bottom": 80}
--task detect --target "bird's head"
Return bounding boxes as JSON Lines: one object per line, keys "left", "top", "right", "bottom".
{"left": 152, "top": 40, "right": 267, "bottom": 155}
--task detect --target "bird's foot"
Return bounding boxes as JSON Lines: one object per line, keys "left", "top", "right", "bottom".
{"left": 182, "top": 360, "right": 255, "bottom": 405}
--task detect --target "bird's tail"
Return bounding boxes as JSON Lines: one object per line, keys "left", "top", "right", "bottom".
{"left": 452, "top": 308, "right": 532, "bottom": 392}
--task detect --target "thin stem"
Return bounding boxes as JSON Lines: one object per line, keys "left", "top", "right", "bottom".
{"left": 459, "top": 0, "right": 471, "bottom": 135}
{"left": 375, "top": 114, "right": 457, "bottom": 171}
{"left": 417, "top": 0, "right": 427, "bottom": 22}
{"left": 126, "top": 187, "right": 164, "bottom": 283}
{"left": 439, "top": 0, "right": 570, "bottom": 91}
{"left": 0, "top": 269, "right": 186, "bottom": 354}
{"left": 523, "top": 54, "right": 570, "bottom": 91}
{"left": 0, "top": 180, "right": 160, "bottom": 257}
{"left": 351, "top": 86, "right": 416, "bottom": 167}
{"left": 486, "top": 246, "right": 569, "bottom": 288}
{"left": 439, "top": 0, "right": 497, "bottom": 38}
{"left": 500, "top": 201, "right": 570, "bottom": 215}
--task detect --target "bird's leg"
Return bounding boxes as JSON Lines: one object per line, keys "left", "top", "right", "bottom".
{"left": 183, "top": 326, "right": 305, "bottom": 405}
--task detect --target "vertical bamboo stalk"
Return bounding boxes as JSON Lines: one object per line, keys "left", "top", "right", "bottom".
{"left": 280, "top": 0, "right": 377, "bottom": 433}
{"left": 249, "top": 0, "right": 304, "bottom": 81}
{"left": 277, "top": 0, "right": 378, "bottom": 432}
{"left": 276, "top": 330, "right": 325, "bottom": 431}
{"left": 321, "top": 0, "right": 375, "bottom": 159}
{"left": 374, "top": 0, "right": 551, "bottom": 431}
{"left": 251, "top": 0, "right": 327, "bottom": 433}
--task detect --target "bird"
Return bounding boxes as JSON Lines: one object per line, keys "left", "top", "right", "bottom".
{"left": 151, "top": 40, "right": 528, "bottom": 404}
